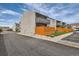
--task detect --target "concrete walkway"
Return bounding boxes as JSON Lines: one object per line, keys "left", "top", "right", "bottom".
{"left": 18, "top": 32, "right": 79, "bottom": 48}
{"left": 33, "top": 32, "right": 73, "bottom": 42}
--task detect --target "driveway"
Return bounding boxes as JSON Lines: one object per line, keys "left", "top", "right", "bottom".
{"left": 0, "top": 31, "right": 79, "bottom": 56}
{"left": 62, "top": 32, "right": 79, "bottom": 43}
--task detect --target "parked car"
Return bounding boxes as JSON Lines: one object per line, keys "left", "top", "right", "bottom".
{"left": 74, "top": 30, "right": 79, "bottom": 33}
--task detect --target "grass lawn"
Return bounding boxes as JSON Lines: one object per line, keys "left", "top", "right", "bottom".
{"left": 47, "top": 31, "right": 67, "bottom": 37}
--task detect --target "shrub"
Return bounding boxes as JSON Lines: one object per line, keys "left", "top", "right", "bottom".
{"left": 0, "top": 29, "right": 3, "bottom": 32}
{"left": 7, "top": 29, "right": 13, "bottom": 31}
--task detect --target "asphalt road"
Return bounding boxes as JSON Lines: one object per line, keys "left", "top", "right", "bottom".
{"left": 0, "top": 31, "right": 79, "bottom": 56}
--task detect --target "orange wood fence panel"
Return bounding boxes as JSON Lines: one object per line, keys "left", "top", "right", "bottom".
{"left": 35, "top": 26, "right": 55, "bottom": 35}
{"left": 35, "top": 26, "right": 73, "bottom": 35}
{"left": 56, "top": 27, "right": 73, "bottom": 32}
{"left": 35, "top": 26, "right": 46, "bottom": 35}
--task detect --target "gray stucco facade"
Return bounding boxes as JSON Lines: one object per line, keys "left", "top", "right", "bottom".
{"left": 20, "top": 11, "right": 36, "bottom": 36}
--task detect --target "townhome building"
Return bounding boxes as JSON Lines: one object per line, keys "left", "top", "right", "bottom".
{"left": 20, "top": 11, "right": 72, "bottom": 36}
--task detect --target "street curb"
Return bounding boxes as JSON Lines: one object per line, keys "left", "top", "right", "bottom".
{"left": 58, "top": 40, "right": 79, "bottom": 48}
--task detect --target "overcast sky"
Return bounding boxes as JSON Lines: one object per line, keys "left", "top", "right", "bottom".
{"left": 0, "top": 3, "right": 79, "bottom": 27}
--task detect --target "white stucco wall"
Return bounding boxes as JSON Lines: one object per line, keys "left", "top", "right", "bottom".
{"left": 48, "top": 19, "right": 56, "bottom": 27}
{"left": 20, "top": 11, "right": 36, "bottom": 36}
{"left": 12, "top": 24, "right": 16, "bottom": 31}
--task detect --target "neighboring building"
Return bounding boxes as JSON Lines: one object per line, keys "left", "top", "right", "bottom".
{"left": 65, "top": 24, "right": 72, "bottom": 28}
{"left": 12, "top": 24, "right": 16, "bottom": 31}
{"left": 20, "top": 11, "right": 72, "bottom": 36}
{"left": 15, "top": 23, "right": 20, "bottom": 32}
{"left": 70, "top": 23, "right": 79, "bottom": 30}
{"left": 0, "top": 27, "right": 10, "bottom": 31}
{"left": 12, "top": 23, "right": 20, "bottom": 32}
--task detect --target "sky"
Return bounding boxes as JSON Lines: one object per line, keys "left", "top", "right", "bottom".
{"left": 0, "top": 3, "right": 79, "bottom": 27}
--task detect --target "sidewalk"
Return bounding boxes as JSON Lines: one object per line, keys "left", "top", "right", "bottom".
{"left": 32, "top": 32, "right": 73, "bottom": 42}
{"left": 18, "top": 32, "right": 79, "bottom": 48}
